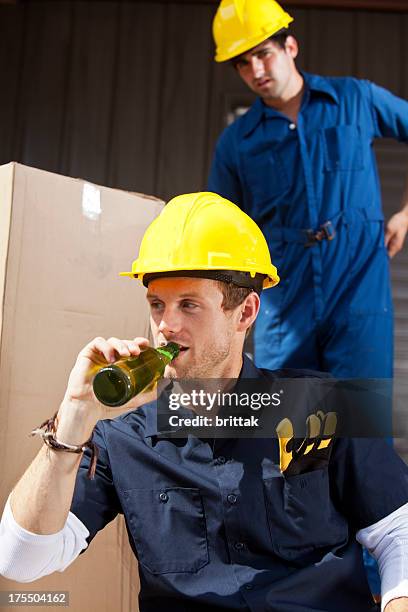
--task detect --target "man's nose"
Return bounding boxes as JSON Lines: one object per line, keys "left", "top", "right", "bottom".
{"left": 251, "top": 56, "right": 265, "bottom": 79}
{"left": 157, "top": 308, "right": 182, "bottom": 336}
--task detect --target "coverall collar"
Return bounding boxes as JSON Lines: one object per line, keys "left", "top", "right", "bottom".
{"left": 241, "top": 71, "right": 340, "bottom": 137}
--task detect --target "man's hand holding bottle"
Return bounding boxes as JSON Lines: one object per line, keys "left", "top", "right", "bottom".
{"left": 56, "top": 336, "right": 154, "bottom": 446}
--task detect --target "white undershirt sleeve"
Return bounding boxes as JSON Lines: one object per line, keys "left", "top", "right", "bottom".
{"left": 0, "top": 494, "right": 89, "bottom": 582}
{"left": 357, "top": 501, "right": 408, "bottom": 611}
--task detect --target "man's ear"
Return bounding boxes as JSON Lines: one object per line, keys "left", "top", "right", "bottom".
{"left": 285, "top": 35, "right": 299, "bottom": 60}
{"left": 237, "top": 292, "right": 260, "bottom": 333}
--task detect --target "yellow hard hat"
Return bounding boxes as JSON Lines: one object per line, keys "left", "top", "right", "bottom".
{"left": 121, "top": 192, "right": 279, "bottom": 291}
{"left": 213, "top": 0, "right": 293, "bottom": 63}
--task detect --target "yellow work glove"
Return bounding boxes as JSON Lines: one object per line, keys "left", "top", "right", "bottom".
{"left": 276, "top": 410, "right": 337, "bottom": 476}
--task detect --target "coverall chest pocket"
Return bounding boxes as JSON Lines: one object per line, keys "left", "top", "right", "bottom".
{"left": 322, "top": 125, "right": 365, "bottom": 171}
{"left": 240, "top": 146, "right": 289, "bottom": 210}
{"left": 263, "top": 469, "right": 348, "bottom": 563}
{"left": 122, "top": 487, "right": 209, "bottom": 574}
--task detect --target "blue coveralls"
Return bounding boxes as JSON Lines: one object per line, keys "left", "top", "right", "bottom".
{"left": 71, "top": 356, "right": 408, "bottom": 611}
{"left": 208, "top": 73, "right": 408, "bottom": 380}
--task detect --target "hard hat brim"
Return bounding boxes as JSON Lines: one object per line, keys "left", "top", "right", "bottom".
{"left": 120, "top": 268, "right": 279, "bottom": 290}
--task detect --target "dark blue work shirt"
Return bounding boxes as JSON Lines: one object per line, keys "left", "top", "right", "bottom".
{"left": 71, "top": 357, "right": 408, "bottom": 612}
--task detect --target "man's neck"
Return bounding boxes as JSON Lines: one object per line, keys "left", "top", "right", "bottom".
{"left": 214, "top": 354, "right": 244, "bottom": 383}
{"left": 263, "top": 73, "right": 304, "bottom": 124}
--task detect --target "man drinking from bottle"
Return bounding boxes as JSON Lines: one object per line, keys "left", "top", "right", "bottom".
{"left": 1, "top": 192, "right": 408, "bottom": 611}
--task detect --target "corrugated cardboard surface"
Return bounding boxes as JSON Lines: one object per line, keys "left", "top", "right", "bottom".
{"left": 0, "top": 163, "right": 164, "bottom": 611}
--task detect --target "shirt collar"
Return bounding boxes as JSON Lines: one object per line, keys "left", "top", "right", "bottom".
{"left": 143, "top": 354, "right": 262, "bottom": 438}
{"left": 241, "top": 72, "right": 339, "bottom": 137}
{"left": 303, "top": 72, "right": 339, "bottom": 104}
{"left": 143, "top": 398, "right": 161, "bottom": 438}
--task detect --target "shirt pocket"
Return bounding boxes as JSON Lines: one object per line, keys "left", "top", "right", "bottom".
{"left": 263, "top": 469, "right": 348, "bottom": 563}
{"left": 122, "top": 486, "right": 209, "bottom": 574}
{"left": 240, "top": 146, "right": 289, "bottom": 212}
{"left": 322, "top": 125, "right": 365, "bottom": 172}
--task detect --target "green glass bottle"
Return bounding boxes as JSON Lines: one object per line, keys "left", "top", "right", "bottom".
{"left": 92, "top": 342, "right": 180, "bottom": 407}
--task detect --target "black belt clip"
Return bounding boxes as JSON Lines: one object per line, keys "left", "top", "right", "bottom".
{"left": 305, "top": 221, "right": 336, "bottom": 248}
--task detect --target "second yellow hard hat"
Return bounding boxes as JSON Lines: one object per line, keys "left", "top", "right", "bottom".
{"left": 213, "top": 0, "right": 293, "bottom": 63}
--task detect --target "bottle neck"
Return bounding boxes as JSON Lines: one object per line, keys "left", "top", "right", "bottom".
{"left": 156, "top": 342, "right": 180, "bottom": 362}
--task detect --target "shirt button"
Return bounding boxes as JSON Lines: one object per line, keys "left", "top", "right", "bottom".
{"left": 215, "top": 456, "right": 226, "bottom": 465}
{"left": 159, "top": 492, "right": 169, "bottom": 503}
{"left": 227, "top": 494, "right": 237, "bottom": 504}
{"left": 289, "top": 122, "right": 296, "bottom": 130}
{"left": 234, "top": 541, "right": 245, "bottom": 552}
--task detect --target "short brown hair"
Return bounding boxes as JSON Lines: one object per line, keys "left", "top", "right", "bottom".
{"left": 216, "top": 281, "right": 254, "bottom": 311}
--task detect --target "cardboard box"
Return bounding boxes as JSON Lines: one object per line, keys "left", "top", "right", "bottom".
{"left": 0, "top": 163, "right": 164, "bottom": 611}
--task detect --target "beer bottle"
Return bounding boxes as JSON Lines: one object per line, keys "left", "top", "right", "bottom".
{"left": 92, "top": 342, "right": 180, "bottom": 407}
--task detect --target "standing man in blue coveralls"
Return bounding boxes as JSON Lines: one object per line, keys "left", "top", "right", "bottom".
{"left": 208, "top": 0, "right": 408, "bottom": 595}
{"left": 2, "top": 192, "right": 408, "bottom": 611}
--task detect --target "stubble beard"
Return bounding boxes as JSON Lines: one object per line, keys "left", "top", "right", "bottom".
{"left": 166, "top": 336, "right": 233, "bottom": 380}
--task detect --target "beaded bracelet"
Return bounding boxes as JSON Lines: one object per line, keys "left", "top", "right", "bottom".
{"left": 30, "top": 411, "right": 99, "bottom": 479}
